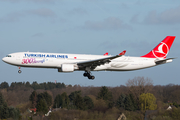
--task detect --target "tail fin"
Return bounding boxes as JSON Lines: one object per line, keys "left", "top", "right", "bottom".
{"left": 141, "top": 36, "right": 175, "bottom": 59}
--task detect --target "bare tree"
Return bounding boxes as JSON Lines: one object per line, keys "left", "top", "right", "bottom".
{"left": 126, "top": 77, "right": 153, "bottom": 109}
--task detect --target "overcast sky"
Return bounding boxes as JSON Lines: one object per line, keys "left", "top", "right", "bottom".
{"left": 0, "top": 0, "right": 180, "bottom": 86}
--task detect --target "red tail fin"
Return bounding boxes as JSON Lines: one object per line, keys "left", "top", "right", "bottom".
{"left": 141, "top": 36, "right": 175, "bottom": 59}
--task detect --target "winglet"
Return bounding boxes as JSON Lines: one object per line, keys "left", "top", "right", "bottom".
{"left": 119, "top": 50, "right": 126, "bottom": 55}
{"left": 104, "top": 52, "right": 108, "bottom": 56}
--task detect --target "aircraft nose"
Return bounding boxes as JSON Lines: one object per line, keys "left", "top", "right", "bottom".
{"left": 2, "top": 57, "right": 7, "bottom": 62}
{"left": 2, "top": 57, "right": 5, "bottom": 62}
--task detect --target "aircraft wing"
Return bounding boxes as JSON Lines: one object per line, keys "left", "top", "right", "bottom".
{"left": 77, "top": 51, "right": 126, "bottom": 70}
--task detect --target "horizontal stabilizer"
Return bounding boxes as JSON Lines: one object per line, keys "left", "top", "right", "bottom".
{"left": 155, "top": 58, "right": 175, "bottom": 65}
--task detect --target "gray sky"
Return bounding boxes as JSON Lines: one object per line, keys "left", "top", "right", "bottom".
{"left": 0, "top": 0, "right": 180, "bottom": 86}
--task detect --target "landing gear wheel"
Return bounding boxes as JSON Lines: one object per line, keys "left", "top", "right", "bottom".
{"left": 88, "top": 76, "right": 92, "bottom": 79}
{"left": 87, "top": 75, "right": 95, "bottom": 80}
{"left": 88, "top": 76, "right": 95, "bottom": 80}
{"left": 83, "top": 73, "right": 88, "bottom": 77}
{"left": 18, "top": 70, "right": 22, "bottom": 74}
{"left": 91, "top": 76, "right": 95, "bottom": 80}
{"left": 83, "top": 71, "right": 95, "bottom": 80}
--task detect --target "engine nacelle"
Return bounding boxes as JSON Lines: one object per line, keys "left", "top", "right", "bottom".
{"left": 58, "top": 64, "right": 74, "bottom": 72}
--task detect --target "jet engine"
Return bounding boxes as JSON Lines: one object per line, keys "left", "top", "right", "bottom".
{"left": 58, "top": 64, "right": 74, "bottom": 72}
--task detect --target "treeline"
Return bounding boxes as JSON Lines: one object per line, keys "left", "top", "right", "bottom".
{"left": 0, "top": 77, "right": 180, "bottom": 120}
{"left": 29, "top": 90, "right": 94, "bottom": 115}
{"left": 0, "top": 81, "right": 66, "bottom": 90}
{"left": 0, "top": 93, "right": 21, "bottom": 120}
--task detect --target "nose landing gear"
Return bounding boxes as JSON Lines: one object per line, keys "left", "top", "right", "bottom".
{"left": 83, "top": 71, "right": 95, "bottom": 80}
{"left": 18, "top": 67, "right": 22, "bottom": 74}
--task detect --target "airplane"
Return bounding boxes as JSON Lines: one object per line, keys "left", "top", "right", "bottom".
{"left": 2, "top": 36, "right": 175, "bottom": 80}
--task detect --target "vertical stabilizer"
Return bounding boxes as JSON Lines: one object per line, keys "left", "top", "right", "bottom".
{"left": 141, "top": 36, "right": 175, "bottom": 59}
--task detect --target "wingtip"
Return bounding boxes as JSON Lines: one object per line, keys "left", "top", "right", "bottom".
{"left": 104, "top": 52, "right": 108, "bottom": 56}
{"left": 119, "top": 50, "right": 126, "bottom": 55}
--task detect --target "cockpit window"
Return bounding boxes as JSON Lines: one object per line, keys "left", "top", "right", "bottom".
{"left": 6, "top": 55, "right": 12, "bottom": 57}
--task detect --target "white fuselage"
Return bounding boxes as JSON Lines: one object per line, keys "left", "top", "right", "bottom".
{"left": 2, "top": 52, "right": 157, "bottom": 71}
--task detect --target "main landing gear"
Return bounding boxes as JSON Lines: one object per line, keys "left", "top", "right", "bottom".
{"left": 83, "top": 71, "right": 95, "bottom": 80}
{"left": 18, "top": 67, "right": 22, "bottom": 74}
